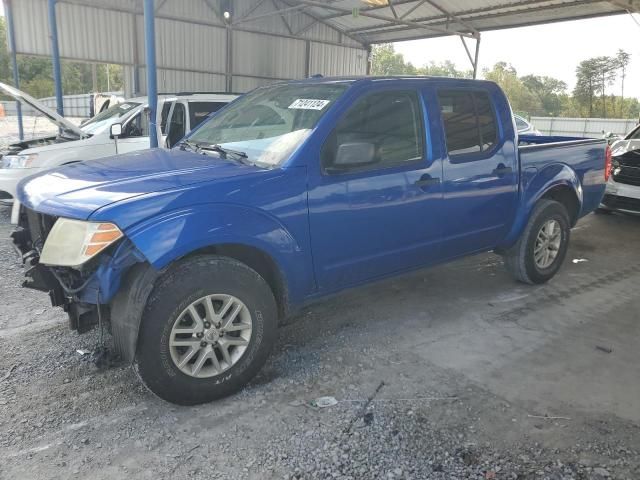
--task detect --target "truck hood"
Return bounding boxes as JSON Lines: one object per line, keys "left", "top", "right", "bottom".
{"left": 0, "top": 82, "right": 85, "bottom": 138}
{"left": 18, "top": 148, "right": 268, "bottom": 219}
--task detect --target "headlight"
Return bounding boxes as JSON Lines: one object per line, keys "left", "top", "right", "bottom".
{"left": 40, "top": 218, "right": 123, "bottom": 268}
{"left": 1, "top": 154, "right": 38, "bottom": 169}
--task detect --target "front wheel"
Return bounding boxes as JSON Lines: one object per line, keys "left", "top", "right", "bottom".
{"left": 503, "top": 200, "right": 570, "bottom": 284}
{"left": 134, "top": 255, "right": 278, "bottom": 405}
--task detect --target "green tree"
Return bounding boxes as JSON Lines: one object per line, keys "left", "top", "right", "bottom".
{"left": 483, "top": 62, "right": 540, "bottom": 114}
{"left": 616, "top": 49, "right": 631, "bottom": 116}
{"left": 574, "top": 58, "right": 600, "bottom": 117}
{"left": 370, "top": 44, "right": 417, "bottom": 75}
{"left": 521, "top": 75, "right": 567, "bottom": 116}
{"left": 593, "top": 56, "right": 617, "bottom": 117}
{"left": 420, "top": 60, "right": 471, "bottom": 78}
{"left": 0, "top": 17, "right": 124, "bottom": 101}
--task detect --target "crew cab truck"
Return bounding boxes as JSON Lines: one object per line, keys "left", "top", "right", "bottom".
{"left": 12, "top": 77, "right": 609, "bottom": 405}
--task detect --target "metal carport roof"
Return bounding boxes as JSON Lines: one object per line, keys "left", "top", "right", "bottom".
{"left": 246, "top": 0, "right": 640, "bottom": 76}
{"left": 274, "top": 0, "right": 640, "bottom": 44}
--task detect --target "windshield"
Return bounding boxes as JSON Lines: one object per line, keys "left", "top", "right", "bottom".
{"left": 81, "top": 102, "right": 142, "bottom": 135}
{"left": 185, "top": 83, "right": 349, "bottom": 167}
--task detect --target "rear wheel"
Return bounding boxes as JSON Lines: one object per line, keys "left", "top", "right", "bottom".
{"left": 134, "top": 255, "right": 278, "bottom": 405}
{"left": 503, "top": 200, "right": 570, "bottom": 284}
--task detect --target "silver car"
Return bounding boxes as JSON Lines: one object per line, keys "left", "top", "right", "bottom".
{"left": 514, "top": 114, "right": 541, "bottom": 136}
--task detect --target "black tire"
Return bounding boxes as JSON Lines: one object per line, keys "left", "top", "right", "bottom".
{"left": 503, "top": 200, "right": 570, "bottom": 285}
{"left": 134, "top": 255, "right": 278, "bottom": 405}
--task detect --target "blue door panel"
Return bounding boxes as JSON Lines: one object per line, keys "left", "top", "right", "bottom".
{"left": 307, "top": 85, "right": 444, "bottom": 292}
{"left": 433, "top": 85, "right": 519, "bottom": 259}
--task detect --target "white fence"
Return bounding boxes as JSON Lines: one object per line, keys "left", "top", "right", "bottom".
{"left": 530, "top": 116, "right": 639, "bottom": 138}
{"left": 1, "top": 91, "right": 124, "bottom": 118}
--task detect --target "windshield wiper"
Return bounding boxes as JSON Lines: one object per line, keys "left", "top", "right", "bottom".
{"left": 177, "top": 139, "right": 198, "bottom": 152}
{"left": 196, "top": 143, "right": 248, "bottom": 160}
{"left": 178, "top": 140, "right": 252, "bottom": 165}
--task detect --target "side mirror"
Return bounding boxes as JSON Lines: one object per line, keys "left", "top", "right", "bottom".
{"left": 333, "top": 142, "right": 376, "bottom": 168}
{"left": 110, "top": 123, "right": 123, "bottom": 138}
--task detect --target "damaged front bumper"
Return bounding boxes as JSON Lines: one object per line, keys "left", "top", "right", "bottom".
{"left": 11, "top": 207, "right": 147, "bottom": 333}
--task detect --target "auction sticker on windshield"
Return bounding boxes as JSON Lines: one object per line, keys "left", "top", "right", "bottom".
{"left": 288, "top": 99, "right": 331, "bottom": 110}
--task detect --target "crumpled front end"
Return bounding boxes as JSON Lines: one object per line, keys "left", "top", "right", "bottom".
{"left": 11, "top": 205, "right": 147, "bottom": 333}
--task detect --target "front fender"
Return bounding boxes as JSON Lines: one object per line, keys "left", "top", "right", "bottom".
{"left": 124, "top": 203, "right": 312, "bottom": 305}
{"left": 501, "top": 163, "right": 582, "bottom": 247}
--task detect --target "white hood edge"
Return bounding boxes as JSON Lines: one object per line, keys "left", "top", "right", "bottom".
{"left": 0, "top": 81, "right": 85, "bottom": 138}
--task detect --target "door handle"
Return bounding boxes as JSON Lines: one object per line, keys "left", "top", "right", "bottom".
{"left": 492, "top": 164, "right": 513, "bottom": 177}
{"left": 414, "top": 175, "right": 440, "bottom": 188}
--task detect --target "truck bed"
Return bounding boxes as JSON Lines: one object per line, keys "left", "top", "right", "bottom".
{"left": 518, "top": 135, "right": 608, "bottom": 219}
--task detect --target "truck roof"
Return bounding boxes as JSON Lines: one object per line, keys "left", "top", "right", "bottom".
{"left": 286, "top": 75, "right": 498, "bottom": 88}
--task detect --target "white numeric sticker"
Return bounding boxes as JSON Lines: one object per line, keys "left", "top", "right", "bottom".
{"left": 288, "top": 99, "right": 331, "bottom": 110}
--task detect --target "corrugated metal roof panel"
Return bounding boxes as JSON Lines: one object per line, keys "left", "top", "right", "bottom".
{"left": 231, "top": 76, "right": 280, "bottom": 93}
{"left": 309, "top": 42, "right": 367, "bottom": 77}
{"left": 137, "top": 67, "right": 226, "bottom": 94}
{"left": 310, "top": 0, "right": 627, "bottom": 43}
{"left": 155, "top": 18, "right": 226, "bottom": 73}
{"left": 232, "top": 30, "right": 306, "bottom": 79}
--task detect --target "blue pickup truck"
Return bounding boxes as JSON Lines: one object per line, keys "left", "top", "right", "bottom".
{"left": 11, "top": 77, "right": 609, "bottom": 404}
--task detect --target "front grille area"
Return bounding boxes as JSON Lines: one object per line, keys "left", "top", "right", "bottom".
{"left": 612, "top": 165, "right": 640, "bottom": 186}
{"left": 21, "top": 207, "right": 57, "bottom": 252}
{"left": 602, "top": 194, "right": 640, "bottom": 212}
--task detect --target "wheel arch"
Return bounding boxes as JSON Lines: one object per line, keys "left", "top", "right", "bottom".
{"left": 540, "top": 184, "right": 580, "bottom": 226}
{"left": 110, "top": 242, "right": 291, "bottom": 365}
{"left": 182, "top": 243, "right": 290, "bottom": 320}
{"left": 500, "top": 163, "right": 583, "bottom": 249}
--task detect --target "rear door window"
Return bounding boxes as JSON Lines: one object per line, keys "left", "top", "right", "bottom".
{"left": 438, "top": 90, "right": 498, "bottom": 158}
{"left": 189, "top": 101, "right": 228, "bottom": 130}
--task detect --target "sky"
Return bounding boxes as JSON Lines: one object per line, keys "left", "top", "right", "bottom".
{"left": 395, "top": 13, "right": 640, "bottom": 98}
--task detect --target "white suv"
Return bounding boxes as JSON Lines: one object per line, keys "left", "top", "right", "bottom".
{"left": 0, "top": 83, "right": 237, "bottom": 222}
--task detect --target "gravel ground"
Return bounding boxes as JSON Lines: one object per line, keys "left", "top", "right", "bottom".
{"left": 0, "top": 204, "right": 639, "bottom": 480}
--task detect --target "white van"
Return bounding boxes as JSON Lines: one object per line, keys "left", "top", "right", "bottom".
{"left": 0, "top": 83, "right": 237, "bottom": 222}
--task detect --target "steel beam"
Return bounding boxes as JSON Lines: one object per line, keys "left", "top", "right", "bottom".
{"left": 272, "top": 0, "right": 294, "bottom": 34}
{"left": 473, "top": 34, "right": 481, "bottom": 79}
{"left": 459, "top": 34, "right": 481, "bottom": 78}
{"left": 400, "top": 0, "right": 428, "bottom": 19}
{"left": 4, "top": 0, "right": 23, "bottom": 140}
{"left": 131, "top": 12, "right": 140, "bottom": 95}
{"left": 608, "top": 0, "right": 640, "bottom": 12}
{"left": 277, "top": 0, "right": 366, "bottom": 45}
{"left": 289, "top": 0, "right": 474, "bottom": 38}
{"left": 236, "top": 2, "right": 308, "bottom": 24}
{"left": 226, "top": 26, "right": 233, "bottom": 92}
{"left": 47, "top": 0, "right": 64, "bottom": 116}
{"left": 388, "top": 0, "right": 399, "bottom": 19}
{"left": 350, "top": 0, "right": 603, "bottom": 37}
{"left": 143, "top": 0, "right": 158, "bottom": 148}
{"left": 424, "top": 0, "right": 479, "bottom": 35}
